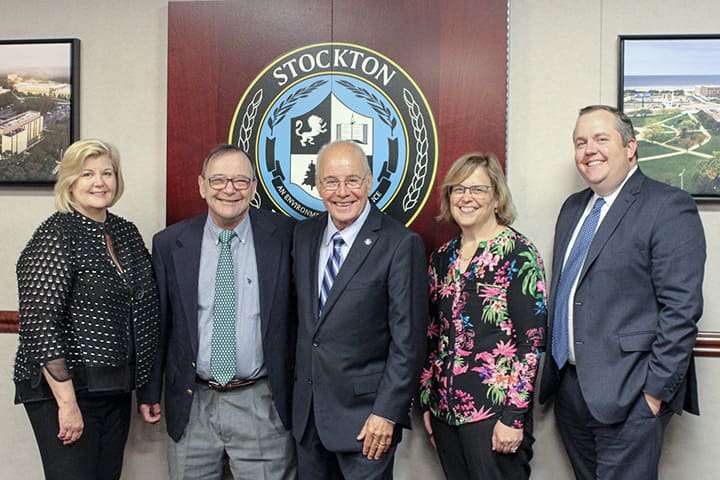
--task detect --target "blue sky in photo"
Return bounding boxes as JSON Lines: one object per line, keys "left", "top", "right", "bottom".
{"left": 624, "top": 39, "right": 720, "bottom": 75}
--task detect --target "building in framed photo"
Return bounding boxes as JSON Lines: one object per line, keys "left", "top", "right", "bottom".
{"left": 0, "top": 38, "right": 79, "bottom": 185}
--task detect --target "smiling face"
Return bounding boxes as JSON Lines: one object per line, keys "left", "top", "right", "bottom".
{"left": 68, "top": 154, "right": 116, "bottom": 222}
{"left": 198, "top": 150, "right": 257, "bottom": 229}
{"left": 316, "top": 142, "right": 372, "bottom": 231}
{"left": 449, "top": 166, "right": 498, "bottom": 233}
{"left": 573, "top": 109, "right": 637, "bottom": 196}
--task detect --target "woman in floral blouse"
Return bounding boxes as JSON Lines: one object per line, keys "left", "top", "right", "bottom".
{"left": 419, "top": 152, "right": 547, "bottom": 479}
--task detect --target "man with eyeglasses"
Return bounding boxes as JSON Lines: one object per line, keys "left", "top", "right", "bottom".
{"left": 139, "top": 144, "right": 298, "bottom": 479}
{"left": 292, "top": 140, "right": 428, "bottom": 479}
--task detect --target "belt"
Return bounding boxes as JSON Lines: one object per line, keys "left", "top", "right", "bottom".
{"left": 196, "top": 377, "right": 258, "bottom": 392}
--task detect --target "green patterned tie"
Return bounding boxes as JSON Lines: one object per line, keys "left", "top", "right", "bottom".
{"left": 211, "top": 229, "right": 237, "bottom": 386}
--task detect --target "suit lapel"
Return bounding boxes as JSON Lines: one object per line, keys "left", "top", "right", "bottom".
{"left": 250, "top": 209, "right": 279, "bottom": 340}
{"left": 578, "top": 170, "right": 643, "bottom": 284}
{"left": 315, "top": 206, "right": 381, "bottom": 331}
{"left": 172, "top": 213, "right": 205, "bottom": 357}
{"left": 552, "top": 191, "right": 592, "bottom": 295}
{"left": 303, "top": 213, "right": 326, "bottom": 322}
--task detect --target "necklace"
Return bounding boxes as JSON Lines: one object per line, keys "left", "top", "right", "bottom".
{"left": 459, "top": 240, "right": 475, "bottom": 261}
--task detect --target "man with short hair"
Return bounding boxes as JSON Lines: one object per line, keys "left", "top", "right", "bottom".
{"left": 139, "top": 144, "right": 297, "bottom": 479}
{"left": 292, "top": 140, "right": 428, "bottom": 479}
{"left": 539, "top": 105, "right": 705, "bottom": 479}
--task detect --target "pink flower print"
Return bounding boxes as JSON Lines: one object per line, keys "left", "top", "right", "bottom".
{"left": 492, "top": 339, "right": 517, "bottom": 359}
{"left": 500, "top": 320, "right": 513, "bottom": 336}
{"left": 453, "top": 363, "right": 469, "bottom": 375}
{"left": 469, "top": 404, "right": 496, "bottom": 422}
{"left": 439, "top": 282, "right": 455, "bottom": 299}
{"left": 427, "top": 321, "right": 441, "bottom": 339}
{"left": 420, "top": 368, "right": 434, "bottom": 385}
{"left": 477, "top": 251, "right": 499, "bottom": 269}
{"left": 527, "top": 328, "right": 544, "bottom": 349}
{"left": 479, "top": 284, "right": 503, "bottom": 299}
{"left": 475, "top": 351, "right": 495, "bottom": 364}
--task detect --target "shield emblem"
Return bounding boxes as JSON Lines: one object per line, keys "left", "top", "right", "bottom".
{"left": 290, "top": 93, "right": 374, "bottom": 198}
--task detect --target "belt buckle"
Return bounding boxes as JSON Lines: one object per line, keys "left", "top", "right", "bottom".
{"left": 207, "top": 380, "right": 232, "bottom": 392}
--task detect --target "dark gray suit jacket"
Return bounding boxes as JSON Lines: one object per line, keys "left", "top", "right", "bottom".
{"left": 138, "top": 208, "right": 296, "bottom": 441}
{"left": 292, "top": 204, "right": 428, "bottom": 451}
{"left": 539, "top": 169, "right": 705, "bottom": 423}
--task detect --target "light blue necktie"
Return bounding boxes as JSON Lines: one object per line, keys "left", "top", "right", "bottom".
{"left": 211, "top": 229, "right": 237, "bottom": 386}
{"left": 552, "top": 197, "right": 605, "bottom": 368}
{"left": 319, "top": 233, "right": 344, "bottom": 317}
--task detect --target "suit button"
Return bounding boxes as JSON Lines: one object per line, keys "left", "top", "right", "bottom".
{"left": 307, "top": 379, "right": 313, "bottom": 385}
{"left": 312, "top": 341, "right": 319, "bottom": 347}
{"left": 186, "top": 389, "right": 193, "bottom": 395}
{"left": 191, "top": 361, "right": 196, "bottom": 368}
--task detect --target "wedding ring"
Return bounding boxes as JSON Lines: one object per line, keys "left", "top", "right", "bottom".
{"left": 510, "top": 446, "right": 518, "bottom": 453}
{"left": 379, "top": 442, "right": 387, "bottom": 446}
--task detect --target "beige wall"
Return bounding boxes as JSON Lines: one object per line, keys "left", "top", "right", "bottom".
{"left": 0, "top": 1, "right": 717, "bottom": 478}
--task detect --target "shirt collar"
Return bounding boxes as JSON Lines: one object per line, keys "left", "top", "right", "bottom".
{"left": 593, "top": 165, "right": 638, "bottom": 209}
{"left": 205, "top": 212, "right": 252, "bottom": 245}
{"left": 323, "top": 200, "right": 371, "bottom": 247}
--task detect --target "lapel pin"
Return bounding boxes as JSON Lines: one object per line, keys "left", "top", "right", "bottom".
{"left": 364, "top": 238, "right": 372, "bottom": 246}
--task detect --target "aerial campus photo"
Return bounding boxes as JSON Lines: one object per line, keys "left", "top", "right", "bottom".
{"left": 0, "top": 41, "right": 75, "bottom": 184}
{"left": 621, "top": 37, "right": 720, "bottom": 197}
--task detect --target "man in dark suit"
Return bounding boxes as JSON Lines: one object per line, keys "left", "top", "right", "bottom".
{"left": 539, "top": 105, "right": 705, "bottom": 479}
{"left": 138, "top": 145, "right": 297, "bottom": 479}
{"left": 292, "top": 140, "right": 428, "bottom": 479}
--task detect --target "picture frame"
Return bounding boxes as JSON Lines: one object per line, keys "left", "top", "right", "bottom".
{"left": 619, "top": 34, "right": 720, "bottom": 200}
{"left": 0, "top": 38, "right": 79, "bottom": 185}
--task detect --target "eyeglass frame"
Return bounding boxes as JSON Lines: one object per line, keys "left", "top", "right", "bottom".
{"left": 318, "top": 173, "right": 370, "bottom": 191}
{"left": 448, "top": 184, "right": 493, "bottom": 196}
{"left": 204, "top": 175, "right": 256, "bottom": 191}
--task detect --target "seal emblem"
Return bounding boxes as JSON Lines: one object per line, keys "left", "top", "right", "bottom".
{"left": 229, "top": 42, "right": 438, "bottom": 225}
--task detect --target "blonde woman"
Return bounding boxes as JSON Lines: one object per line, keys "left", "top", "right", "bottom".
{"left": 13, "top": 139, "right": 159, "bottom": 480}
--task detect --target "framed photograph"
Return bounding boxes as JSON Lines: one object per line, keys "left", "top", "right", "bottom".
{"left": 0, "top": 38, "right": 79, "bottom": 185}
{"left": 619, "top": 34, "right": 720, "bottom": 200}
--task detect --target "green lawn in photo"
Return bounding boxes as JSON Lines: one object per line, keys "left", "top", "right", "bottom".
{"left": 639, "top": 154, "right": 702, "bottom": 192}
{"left": 696, "top": 135, "right": 720, "bottom": 155}
{"left": 628, "top": 110, "right": 681, "bottom": 128}
{"left": 637, "top": 140, "right": 676, "bottom": 158}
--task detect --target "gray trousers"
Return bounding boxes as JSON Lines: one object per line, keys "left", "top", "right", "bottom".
{"left": 168, "top": 378, "right": 297, "bottom": 480}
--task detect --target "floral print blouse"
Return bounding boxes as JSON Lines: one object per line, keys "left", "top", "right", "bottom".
{"left": 420, "top": 227, "right": 547, "bottom": 429}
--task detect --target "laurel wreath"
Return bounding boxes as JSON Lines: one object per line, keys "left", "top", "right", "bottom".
{"left": 336, "top": 79, "right": 397, "bottom": 133}
{"left": 267, "top": 80, "right": 327, "bottom": 135}
{"left": 238, "top": 89, "right": 263, "bottom": 152}
{"left": 401, "top": 88, "right": 429, "bottom": 212}
{"left": 250, "top": 191, "right": 261, "bottom": 208}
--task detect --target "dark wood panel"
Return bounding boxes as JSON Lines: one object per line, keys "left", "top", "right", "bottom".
{"left": 0, "top": 310, "right": 19, "bottom": 333}
{"left": 166, "top": 0, "right": 508, "bottom": 254}
{"left": 167, "top": 0, "right": 332, "bottom": 225}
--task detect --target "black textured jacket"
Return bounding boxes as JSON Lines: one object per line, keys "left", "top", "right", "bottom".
{"left": 14, "top": 211, "right": 160, "bottom": 404}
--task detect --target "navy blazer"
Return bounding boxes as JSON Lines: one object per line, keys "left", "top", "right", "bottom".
{"left": 539, "top": 169, "right": 705, "bottom": 423}
{"left": 292, "top": 204, "right": 428, "bottom": 451}
{"left": 138, "top": 208, "right": 296, "bottom": 442}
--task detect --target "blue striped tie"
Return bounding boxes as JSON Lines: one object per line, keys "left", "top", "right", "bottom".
{"left": 319, "top": 233, "right": 344, "bottom": 317}
{"left": 552, "top": 197, "right": 605, "bottom": 368}
{"left": 211, "top": 229, "right": 237, "bottom": 386}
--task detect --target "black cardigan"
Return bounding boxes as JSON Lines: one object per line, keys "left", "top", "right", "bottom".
{"left": 14, "top": 211, "right": 160, "bottom": 403}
